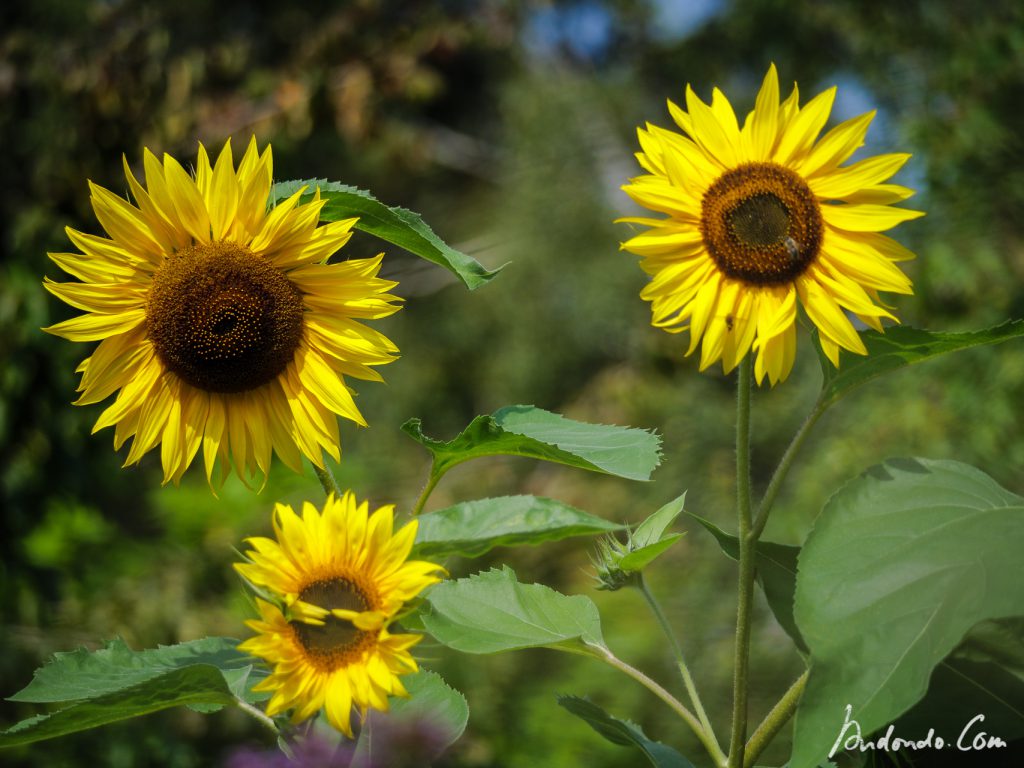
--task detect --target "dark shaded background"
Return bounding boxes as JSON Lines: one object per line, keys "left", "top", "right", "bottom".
{"left": 3, "top": 1, "right": 1024, "bottom": 765}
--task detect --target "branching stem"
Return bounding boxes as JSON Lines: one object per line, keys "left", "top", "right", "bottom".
{"left": 751, "top": 398, "right": 827, "bottom": 538}
{"left": 596, "top": 646, "right": 728, "bottom": 767}
{"left": 744, "top": 669, "right": 808, "bottom": 768}
{"left": 637, "top": 574, "right": 718, "bottom": 750}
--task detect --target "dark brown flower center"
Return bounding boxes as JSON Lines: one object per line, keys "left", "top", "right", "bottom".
{"left": 700, "top": 162, "right": 822, "bottom": 285}
{"left": 291, "top": 578, "right": 373, "bottom": 669}
{"left": 147, "top": 242, "right": 304, "bottom": 393}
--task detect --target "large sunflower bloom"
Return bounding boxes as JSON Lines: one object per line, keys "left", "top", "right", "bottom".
{"left": 44, "top": 138, "right": 401, "bottom": 485}
{"left": 621, "top": 64, "right": 923, "bottom": 385}
{"left": 235, "top": 492, "right": 445, "bottom": 736}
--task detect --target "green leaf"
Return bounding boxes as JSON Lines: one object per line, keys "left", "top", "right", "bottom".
{"left": 352, "top": 670, "right": 468, "bottom": 765}
{"left": 271, "top": 180, "right": 499, "bottom": 290}
{"left": 817, "top": 321, "right": 1024, "bottom": 406}
{"left": 403, "top": 405, "right": 661, "bottom": 484}
{"left": 9, "top": 637, "right": 255, "bottom": 703}
{"left": 691, "top": 515, "right": 806, "bottom": 652}
{"left": 420, "top": 566, "right": 606, "bottom": 654}
{"left": 1, "top": 666, "right": 235, "bottom": 748}
{"left": 558, "top": 696, "right": 696, "bottom": 767}
{"left": 1, "top": 638, "right": 260, "bottom": 748}
{"left": 618, "top": 493, "right": 688, "bottom": 573}
{"left": 896, "top": 619, "right": 1024, "bottom": 744}
{"left": 631, "top": 494, "right": 686, "bottom": 549}
{"left": 791, "top": 458, "right": 1024, "bottom": 768}
{"left": 951, "top": 618, "right": 1024, "bottom": 681}
{"left": 619, "top": 535, "right": 685, "bottom": 573}
{"left": 412, "top": 495, "right": 621, "bottom": 559}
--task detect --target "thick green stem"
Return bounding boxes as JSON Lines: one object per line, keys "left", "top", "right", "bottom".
{"left": 727, "top": 357, "right": 755, "bottom": 768}
{"left": 411, "top": 471, "right": 441, "bottom": 516}
{"left": 637, "top": 574, "right": 719, "bottom": 750}
{"left": 597, "top": 646, "right": 728, "bottom": 767}
{"left": 743, "top": 670, "right": 808, "bottom": 768}
{"left": 235, "top": 698, "right": 279, "bottom": 736}
{"left": 313, "top": 463, "right": 342, "bottom": 498}
{"left": 751, "top": 398, "right": 827, "bottom": 539}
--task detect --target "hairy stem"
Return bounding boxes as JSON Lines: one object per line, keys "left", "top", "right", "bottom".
{"left": 751, "top": 398, "right": 826, "bottom": 539}
{"left": 744, "top": 669, "right": 808, "bottom": 768}
{"left": 727, "top": 356, "right": 755, "bottom": 768}
{"left": 235, "top": 698, "right": 279, "bottom": 736}
{"left": 597, "top": 646, "right": 728, "bottom": 767}
{"left": 313, "top": 463, "right": 342, "bottom": 498}
{"left": 411, "top": 471, "right": 441, "bottom": 516}
{"left": 637, "top": 574, "right": 719, "bottom": 749}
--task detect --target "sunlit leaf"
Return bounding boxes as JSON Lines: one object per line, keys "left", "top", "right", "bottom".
{"left": 9, "top": 637, "right": 254, "bottom": 703}
{"left": 631, "top": 493, "right": 686, "bottom": 549}
{"left": 619, "top": 534, "right": 684, "bottom": 573}
{"left": 791, "top": 459, "right": 1024, "bottom": 768}
{"left": 420, "top": 566, "right": 606, "bottom": 654}
{"left": 618, "top": 493, "right": 688, "bottom": 573}
{"left": 412, "top": 495, "right": 621, "bottom": 559}
{"left": 403, "top": 405, "right": 661, "bottom": 485}
{"left": 817, "top": 322, "right": 1024, "bottom": 406}
{"left": 2, "top": 666, "right": 234, "bottom": 748}
{"left": 1, "top": 638, "right": 260, "bottom": 748}
{"left": 272, "top": 180, "right": 499, "bottom": 290}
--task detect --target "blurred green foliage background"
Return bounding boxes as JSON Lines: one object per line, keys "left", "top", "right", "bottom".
{"left": 3, "top": 0, "right": 1024, "bottom": 765}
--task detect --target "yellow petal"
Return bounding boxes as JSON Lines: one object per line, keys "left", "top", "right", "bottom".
{"left": 203, "top": 395, "right": 226, "bottom": 484}
{"left": 88, "top": 182, "right": 164, "bottom": 260}
{"left": 43, "top": 309, "right": 146, "bottom": 341}
{"left": 667, "top": 98, "right": 693, "bottom": 136}
{"left": 686, "top": 272, "right": 721, "bottom": 356}
{"left": 809, "top": 153, "right": 911, "bottom": 199}
{"left": 294, "top": 345, "right": 367, "bottom": 426}
{"left": 208, "top": 139, "right": 241, "bottom": 240}
{"left": 324, "top": 674, "right": 354, "bottom": 737}
{"left": 163, "top": 153, "right": 212, "bottom": 243}
{"left": 774, "top": 86, "right": 836, "bottom": 166}
{"left": 685, "top": 85, "right": 737, "bottom": 167}
{"left": 749, "top": 63, "right": 780, "bottom": 159}
{"left": 48, "top": 250, "right": 136, "bottom": 283}
{"left": 819, "top": 235, "right": 913, "bottom": 294}
{"left": 799, "top": 111, "right": 875, "bottom": 177}
{"left": 821, "top": 203, "right": 925, "bottom": 232}
{"left": 142, "top": 149, "right": 190, "bottom": 250}
{"left": 121, "top": 155, "right": 179, "bottom": 252}
{"left": 622, "top": 177, "right": 700, "bottom": 221}
{"left": 840, "top": 184, "right": 915, "bottom": 206}
{"left": 43, "top": 279, "right": 146, "bottom": 314}
{"left": 797, "top": 276, "right": 867, "bottom": 355}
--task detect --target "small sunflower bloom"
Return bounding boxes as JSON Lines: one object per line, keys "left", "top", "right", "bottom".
{"left": 620, "top": 64, "right": 923, "bottom": 385}
{"left": 44, "top": 138, "right": 402, "bottom": 486}
{"left": 235, "top": 492, "right": 445, "bottom": 736}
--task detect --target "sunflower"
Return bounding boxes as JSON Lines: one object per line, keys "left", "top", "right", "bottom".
{"left": 44, "top": 138, "right": 401, "bottom": 485}
{"left": 620, "top": 64, "right": 923, "bottom": 385}
{"left": 235, "top": 492, "right": 445, "bottom": 735}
